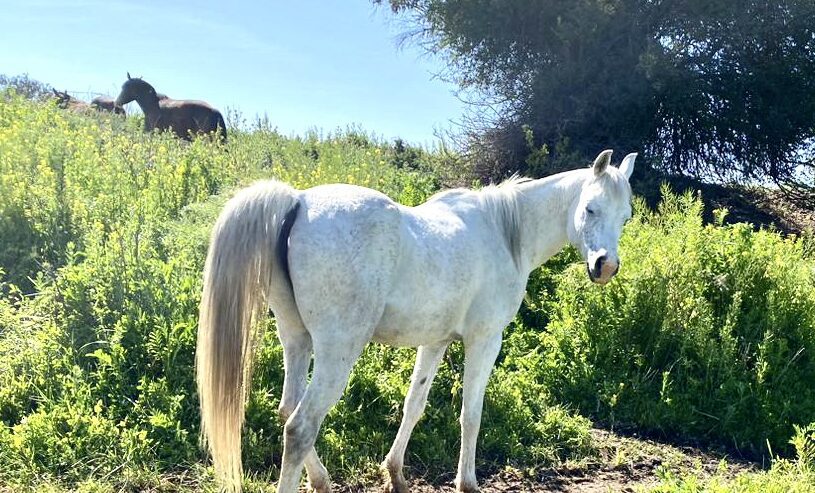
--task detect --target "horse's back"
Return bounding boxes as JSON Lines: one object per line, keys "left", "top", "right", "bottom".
{"left": 159, "top": 98, "right": 214, "bottom": 110}
{"left": 287, "top": 185, "right": 402, "bottom": 334}
{"left": 160, "top": 99, "right": 220, "bottom": 119}
{"left": 91, "top": 96, "right": 123, "bottom": 114}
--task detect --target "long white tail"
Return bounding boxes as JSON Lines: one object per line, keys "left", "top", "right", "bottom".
{"left": 196, "top": 180, "right": 300, "bottom": 492}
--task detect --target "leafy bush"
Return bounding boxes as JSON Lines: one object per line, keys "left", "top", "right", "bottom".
{"left": 532, "top": 187, "right": 815, "bottom": 456}
{"left": 0, "top": 73, "right": 54, "bottom": 101}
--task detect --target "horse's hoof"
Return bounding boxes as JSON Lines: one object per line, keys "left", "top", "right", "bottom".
{"left": 307, "top": 479, "right": 332, "bottom": 493}
{"left": 382, "top": 478, "right": 409, "bottom": 493}
{"left": 380, "top": 463, "right": 409, "bottom": 493}
{"left": 455, "top": 478, "right": 479, "bottom": 493}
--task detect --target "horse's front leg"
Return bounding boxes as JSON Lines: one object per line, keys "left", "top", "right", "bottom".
{"left": 455, "top": 333, "right": 503, "bottom": 493}
{"left": 381, "top": 343, "right": 448, "bottom": 493}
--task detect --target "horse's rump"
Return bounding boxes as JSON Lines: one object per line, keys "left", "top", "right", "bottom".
{"left": 159, "top": 99, "right": 226, "bottom": 142}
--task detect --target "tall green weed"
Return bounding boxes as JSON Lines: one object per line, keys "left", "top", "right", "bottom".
{"left": 532, "top": 187, "right": 815, "bottom": 456}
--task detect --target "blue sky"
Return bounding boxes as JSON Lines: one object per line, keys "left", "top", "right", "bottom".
{"left": 0, "top": 1, "right": 465, "bottom": 145}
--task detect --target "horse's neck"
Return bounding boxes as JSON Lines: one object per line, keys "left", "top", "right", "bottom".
{"left": 516, "top": 170, "right": 587, "bottom": 271}
{"left": 134, "top": 93, "right": 161, "bottom": 115}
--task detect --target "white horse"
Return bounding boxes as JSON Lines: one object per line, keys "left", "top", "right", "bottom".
{"left": 197, "top": 149, "right": 637, "bottom": 493}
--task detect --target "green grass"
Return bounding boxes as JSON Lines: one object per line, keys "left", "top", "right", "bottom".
{"left": 647, "top": 424, "right": 815, "bottom": 492}
{"left": 650, "top": 463, "right": 815, "bottom": 493}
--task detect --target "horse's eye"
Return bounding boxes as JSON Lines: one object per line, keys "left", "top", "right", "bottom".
{"left": 586, "top": 207, "right": 595, "bottom": 215}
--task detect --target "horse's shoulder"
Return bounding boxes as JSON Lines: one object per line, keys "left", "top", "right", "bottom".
{"left": 146, "top": 113, "right": 163, "bottom": 129}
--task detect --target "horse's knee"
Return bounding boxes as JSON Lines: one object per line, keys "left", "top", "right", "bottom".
{"left": 459, "top": 406, "right": 481, "bottom": 428}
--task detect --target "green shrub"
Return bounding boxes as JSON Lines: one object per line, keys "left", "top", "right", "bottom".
{"left": 535, "top": 186, "right": 815, "bottom": 456}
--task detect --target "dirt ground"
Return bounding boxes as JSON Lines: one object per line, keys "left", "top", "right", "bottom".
{"left": 333, "top": 429, "right": 758, "bottom": 493}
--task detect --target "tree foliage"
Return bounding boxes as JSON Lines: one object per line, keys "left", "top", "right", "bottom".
{"left": 0, "top": 73, "right": 54, "bottom": 101}
{"left": 380, "top": 0, "right": 815, "bottom": 196}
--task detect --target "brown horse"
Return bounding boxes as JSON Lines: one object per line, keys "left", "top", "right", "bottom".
{"left": 115, "top": 73, "right": 226, "bottom": 143}
{"left": 90, "top": 95, "right": 125, "bottom": 115}
{"left": 52, "top": 89, "right": 90, "bottom": 112}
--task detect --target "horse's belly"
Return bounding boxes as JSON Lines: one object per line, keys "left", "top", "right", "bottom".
{"left": 373, "top": 289, "right": 466, "bottom": 347}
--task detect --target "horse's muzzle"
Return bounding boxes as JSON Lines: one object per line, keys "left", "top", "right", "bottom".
{"left": 587, "top": 256, "right": 619, "bottom": 284}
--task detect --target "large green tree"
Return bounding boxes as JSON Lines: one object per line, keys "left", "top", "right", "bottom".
{"left": 379, "top": 0, "right": 815, "bottom": 197}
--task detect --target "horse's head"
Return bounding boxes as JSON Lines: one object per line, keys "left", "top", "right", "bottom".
{"left": 116, "top": 73, "right": 158, "bottom": 106}
{"left": 567, "top": 149, "right": 636, "bottom": 285}
{"left": 52, "top": 89, "right": 71, "bottom": 108}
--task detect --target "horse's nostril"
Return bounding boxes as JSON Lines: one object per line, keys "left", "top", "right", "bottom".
{"left": 594, "top": 255, "right": 606, "bottom": 274}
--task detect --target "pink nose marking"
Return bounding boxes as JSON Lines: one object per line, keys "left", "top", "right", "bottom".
{"left": 591, "top": 259, "right": 618, "bottom": 284}
{"left": 601, "top": 259, "right": 618, "bottom": 279}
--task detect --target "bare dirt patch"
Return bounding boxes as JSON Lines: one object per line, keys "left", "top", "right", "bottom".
{"left": 333, "top": 429, "right": 758, "bottom": 493}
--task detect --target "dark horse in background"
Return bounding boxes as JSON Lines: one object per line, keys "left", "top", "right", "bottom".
{"left": 53, "top": 89, "right": 124, "bottom": 115}
{"left": 91, "top": 95, "right": 125, "bottom": 115}
{"left": 52, "top": 89, "right": 90, "bottom": 112}
{"left": 115, "top": 73, "right": 227, "bottom": 143}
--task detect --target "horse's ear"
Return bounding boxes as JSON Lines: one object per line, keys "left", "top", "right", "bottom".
{"left": 618, "top": 152, "right": 637, "bottom": 180}
{"left": 52, "top": 88, "right": 59, "bottom": 96}
{"left": 592, "top": 149, "right": 613, "bottom": 176}
{"left": 127, "top": 72, "right": 131, "bottom": 80}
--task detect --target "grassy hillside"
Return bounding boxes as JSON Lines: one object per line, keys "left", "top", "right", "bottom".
{"left": 0, "top": 92, "right": 813, "bottom": 492}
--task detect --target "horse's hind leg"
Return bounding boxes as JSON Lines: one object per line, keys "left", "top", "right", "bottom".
{"left": 277, "top": 334, "right": 368, "bottom": 493}
{"left": 381, "top": 343, "right": 448, "bottom": 493}
{"left": 277, "top": 320, "right": 330, "bottom": 492}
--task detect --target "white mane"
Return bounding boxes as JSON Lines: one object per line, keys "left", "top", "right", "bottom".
{"left": 477, "top": 174, "right": 532, "bottom": 268}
